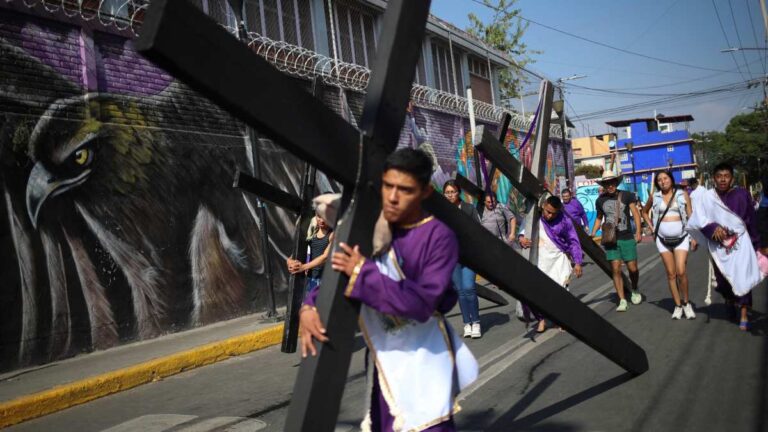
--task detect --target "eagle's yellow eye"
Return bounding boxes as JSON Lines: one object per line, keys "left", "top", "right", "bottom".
{"left": 74, "top": 149, "right": 91, "bottom": 166}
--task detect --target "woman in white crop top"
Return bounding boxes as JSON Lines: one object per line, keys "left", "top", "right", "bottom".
{"left": 642, "top": 171, "right": 697, "bottom": 320}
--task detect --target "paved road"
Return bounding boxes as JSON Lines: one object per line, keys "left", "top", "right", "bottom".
{"left": 8, "top": 242, "right": 767, "bottom": 432}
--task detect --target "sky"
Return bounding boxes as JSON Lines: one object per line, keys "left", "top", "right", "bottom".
{"left": 430, "top": 0, "right": 767, "bottom": 136}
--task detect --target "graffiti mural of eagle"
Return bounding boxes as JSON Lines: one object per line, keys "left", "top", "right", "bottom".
{"left": 0, "top": 38, "right": 300, "bottom": 370}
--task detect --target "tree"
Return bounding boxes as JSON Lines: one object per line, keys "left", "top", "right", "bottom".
{"left": 692, "top": 108, "right": 767, "bottom": 184}
{"left": 466, "top": 0, "right": 539, "bottom": 100}
{"left": 574, "top": 164, "right": 603, "bottom": 179}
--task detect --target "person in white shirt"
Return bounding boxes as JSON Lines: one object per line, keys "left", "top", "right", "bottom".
{"left": 687, "top": 177, "right": 704, "bottom": 205}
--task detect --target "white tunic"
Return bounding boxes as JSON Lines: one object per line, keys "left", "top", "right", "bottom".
{"left": 686, "top": 189, "right": 762, "bottom": 296}
{"left": 358, "top": 249, "right": 478, "bottom": 432}
{"left": 537, "top": 221, "right": 574, "bottom": 288}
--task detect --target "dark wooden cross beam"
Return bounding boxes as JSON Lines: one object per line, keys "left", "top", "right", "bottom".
{"left": 136, "top": 1, "right": 648, "bottom": 430}
{"left": 485, "top": 112, "right": 512, "bottom": 184}
{"left": 450, "top": 174, "right": 509, "bottom": 307}
{"left": 454, "top": 173, "right": 485, "bottom": 204}
{"left": 474, "top": 125, "right": 633, "bottom": 290}
{"left": 232, "top": 78, "right": 323, "bottom": 353}
{"left": 233, "top": 167, "right": 319, "bottom": 353}
{"left": 451, "top": 114, "right": 517, "bottom": 309}
{"left": 233, "top": 171, "right": 303, "bottom": 213}
{"left": 518, "top": 80, "right": 554, "bottom": 265}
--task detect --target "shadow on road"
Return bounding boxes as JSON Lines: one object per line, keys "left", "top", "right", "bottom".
{"left": 483, "top": 372, "right": 634, "bottom": 431}
{"left": 479, "top": 311, "right": 511, "bottom": 334}
{"left": 757, "top": 280, "right": 768, "bottom": 432}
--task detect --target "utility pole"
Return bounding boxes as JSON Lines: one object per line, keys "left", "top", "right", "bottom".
{"left": 760, "top": 0, "right": 768, "bottom": 106}
{"left": 555, "top": 75, "right": 587, "bottom": 189}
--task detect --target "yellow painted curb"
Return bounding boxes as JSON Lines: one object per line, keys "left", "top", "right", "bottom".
{"left": 0, "top": 323, "right": 284, "bottom": 428}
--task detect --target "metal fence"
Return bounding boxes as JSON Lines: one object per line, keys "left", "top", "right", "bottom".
{"left": 10, "top": 0, "right": 150, "bottom": 33}
{"left": 8, "top": 0, "right": 565, "bottom": 135}
{"left": 241, "top": 29, "right": 565, "bottom": 136}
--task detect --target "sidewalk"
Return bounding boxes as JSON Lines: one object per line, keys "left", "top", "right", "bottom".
{"left": 0, "top": 312, "right": 286, "bottom": 428}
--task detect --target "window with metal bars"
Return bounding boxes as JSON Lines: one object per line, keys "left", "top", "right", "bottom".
{"left": 413, "top": 49, "right": 427, "bottom": 86}
{"left": 233, "top": 0, "right": 315, "bottom": 49}
{"left": 468, "top": 56, "right": 490, "bottom": 79}
{"left": 430, "top": 41, "right": 463, "bottom": 94}
{"left": 325, "top": 0, "right": 378, "bottom": 67}
{"left": 206, "top": 0, "right": 234, "bottom": 27}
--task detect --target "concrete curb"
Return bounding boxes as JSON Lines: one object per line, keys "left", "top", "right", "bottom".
{"left": 0, "top": 323, "right": 284, "bottom": 428}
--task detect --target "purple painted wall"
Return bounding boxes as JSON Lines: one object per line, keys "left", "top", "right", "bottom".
{"left": 0, "top": 3, "right": 572, "bottom": 372}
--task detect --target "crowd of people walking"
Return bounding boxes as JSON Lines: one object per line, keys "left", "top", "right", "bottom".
{"left": 294, "top": 145, "right": 767, "bottom": 432}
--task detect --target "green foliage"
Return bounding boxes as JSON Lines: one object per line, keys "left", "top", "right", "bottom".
{"left": 466, "top": 0, "right": 539, "bottom": 99}
{"left": 574, "top": 164, "right": 603, "bottom": 179}
{"left": 692, "top": 108, "right": 767, "bottom": 184}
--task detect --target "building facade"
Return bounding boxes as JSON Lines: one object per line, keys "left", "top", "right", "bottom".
{"left": 607, "top": 115, "right": 697, "bottom": 197}
{"left": 0, "top": 0, "right": 573, "bottom": 371}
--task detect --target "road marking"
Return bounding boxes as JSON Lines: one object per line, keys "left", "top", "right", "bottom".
{"left": 460, "top": 251, "right": 663, "bottom": 402}
{"left": 221, "top": 418, "right": 268, "bottom": 431}
{"left": 176, "top": 416, "right": 244, "bottom": 431}
{"left": 99, "top": 415, "right": 267, "bottom": 432}
{"left": 101, "top": 414, "right": 197, "bottom": 432}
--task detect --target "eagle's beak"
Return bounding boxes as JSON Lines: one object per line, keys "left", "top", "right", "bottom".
{"left": 26, "top": 162, "right": 90, "bottom": 229}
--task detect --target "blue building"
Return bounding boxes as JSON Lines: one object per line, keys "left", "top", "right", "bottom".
{"left": 606, "top": 114, "right": 697, "bottom": 200}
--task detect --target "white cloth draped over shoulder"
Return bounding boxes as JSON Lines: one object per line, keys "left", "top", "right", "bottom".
{"left": 537, "top": 221, "right": 574, "bottom": 288}
{"left": 686, "top": 189, "right": 762, "bottom": 296}
{"left": 359, "top": 248, "right": 478, "bottom": 432}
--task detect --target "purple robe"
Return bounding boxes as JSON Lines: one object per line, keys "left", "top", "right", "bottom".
{"left": 700, "top": 187, "right": 760, "bottom": 306}
{"left": 304, "top": 215, "right": 459, "bottom": 432}
{"left": 563, "top": 198, "right": 589, "bottom": 228}
{"left": 541, "top": 213, "right": 584, "bottom": 265}
{"left": 522, "top": 213, "right": 582, "bottom": 323}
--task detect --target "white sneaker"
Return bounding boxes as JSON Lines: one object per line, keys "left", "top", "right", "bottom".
{"left": 616, "top": 299, "right": 628, "bottom": 312}
{"left": 671, "top": 306, "right": 683, "bottom": 320}
{"left": 683, "top": 303, "right": 696, "bottom": 320}
{"left": 463, "top": 324, "right": 472, "bottom": 338}
{"left": 471, "top": 322, "right": 482, "bottom": 339}
{"left": 630, "top": 290, "right": 642, "bottom": 305}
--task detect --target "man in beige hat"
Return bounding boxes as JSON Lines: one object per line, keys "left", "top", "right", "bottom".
{"left": 590, "top": 170, "right": 643, "bottom": 312}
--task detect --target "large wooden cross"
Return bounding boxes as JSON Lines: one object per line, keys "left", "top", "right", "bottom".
{"left": 232, "top": 168, "right": 315, "bottom": 353}
{"left": 232, "top": 78, "right": 323, "bottom": 353}
{"left": 474, "top": 121, "right": 633, "bottom": 289}
{"left": 135, "top": 1, "right": 648, "bottom": 430}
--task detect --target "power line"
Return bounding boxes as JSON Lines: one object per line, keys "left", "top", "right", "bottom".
{"left": 744, "top": 0, "right": 768, "bottom": 75}
{"left": 576, "top": 89, "right": 759, "bottom": 122}
{"left": 565, "top": 77, "right": 761, "bottom": 98}
{"left": 573, "top": 82, "right": 762, "bottom": 121}
{"left": 468, "top": 0, "right": 742, "bottom": 74}
{"left": 711, "top": 0, "right": 750, "bottom": 81}
{"left": 590, "top": 57, "right": 766, "bottom": 91}
{"left": 623, "top": 0, "right": 683, "bottom": 50}
{"left": 727, "top": 0, "right": 753, "bottom": 78}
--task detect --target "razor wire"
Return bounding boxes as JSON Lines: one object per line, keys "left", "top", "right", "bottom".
{"left": 7, "top": 0, "right": 566, "bottom": 137}
{"left": 238, "top": 29, "right": 562, "bottom": 135}
{"left": 10, "top": 0, "right": 150, "bottom": 33}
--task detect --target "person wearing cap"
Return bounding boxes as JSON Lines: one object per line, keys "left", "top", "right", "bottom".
{"left": 590, "top": 170, "right": 643, "bottom": 312}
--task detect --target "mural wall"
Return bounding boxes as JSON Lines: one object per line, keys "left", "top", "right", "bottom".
{"left": 401, "top": 105, "right": 572, "bottom": 218}
{"left": 0, "top": 5, "right": 573, "bottom": 372}
{"left": 0, "top": 7, "right": 309, "bottom": 371}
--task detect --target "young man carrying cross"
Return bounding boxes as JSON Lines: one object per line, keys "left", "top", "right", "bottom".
{"left": 518, "top": 196, "right": 584, "bottom": 332}
{"left": 299, "top": 148, "right": 478, "bottom": 432}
